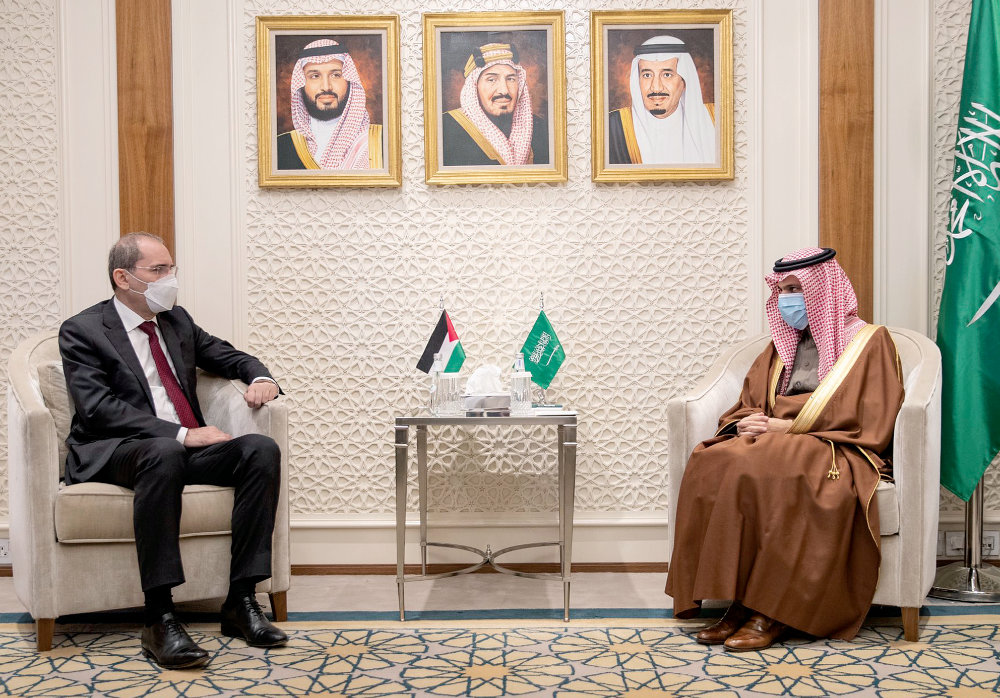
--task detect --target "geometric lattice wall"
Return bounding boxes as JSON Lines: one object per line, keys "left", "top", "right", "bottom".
{"left": 0, "top": 0, "right": 64, "bottom": 518}
{"left": 242, "top": 0, "right": 752, "bottom": 517}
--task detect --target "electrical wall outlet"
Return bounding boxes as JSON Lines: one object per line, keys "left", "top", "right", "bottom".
{"left": 946, "top": 531, "right": 966, "bottom": 557}
{"left": 983, "top": 530, "right": 1000, "bottom": 559}
{"left": 0, "top": 538, "right": 9, "bottom": 564}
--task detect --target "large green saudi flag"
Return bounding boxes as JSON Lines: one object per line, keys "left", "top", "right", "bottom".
{"left": 937, "top": 0, "right": 1000, "bottom": 500}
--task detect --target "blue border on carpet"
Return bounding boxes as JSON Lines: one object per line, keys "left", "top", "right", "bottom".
{"left": 2, "top": 604, "right": 1000, "bottom": 625}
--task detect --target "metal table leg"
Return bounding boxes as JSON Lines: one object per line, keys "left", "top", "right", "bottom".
{"left": 560, "top": 423, "right": 578, "bottom": 622}
{"left": 417, "top": 425, "right": 428, "bottom": 575}
{"left": 394, "top": 424, "right": 409, "bottom": 621}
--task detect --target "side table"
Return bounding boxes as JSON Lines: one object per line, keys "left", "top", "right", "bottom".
{"left": 394, "top": 413, "right": 578, "bottom": 621}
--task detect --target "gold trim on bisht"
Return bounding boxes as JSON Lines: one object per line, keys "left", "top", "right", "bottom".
{"left": 788, "top": 324, "right": 881, "bottom": 434}
{"left": 618, "top": 107, "right": 642, "bottom": 165}
{"left": 290, "top": 131, "right": 321, "bottom": 170}
{"left": 768, "top": 357, "right": 783, "bottom": 412}
{"left": 368, "top": 124, "right": 383, "bottom": 169}
{"left": 445, "top": 109, "right": 505, "bottom": 164}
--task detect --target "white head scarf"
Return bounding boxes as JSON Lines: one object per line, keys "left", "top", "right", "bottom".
{"left": 458, "top": 43, "right": 534, "bottom": 166}
{"left": 628, "top": 35, "right": 717, "bottom": 164}
{"left": 290, "top": 39, "right": 371, "bottom": 169}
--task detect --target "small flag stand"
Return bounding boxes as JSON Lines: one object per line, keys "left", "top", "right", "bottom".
{"left": 930, "top": 480, "right": 1000, "bottom": 601}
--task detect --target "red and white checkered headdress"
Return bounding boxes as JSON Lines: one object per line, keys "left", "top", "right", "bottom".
{"left": 764, "top": 247, "right": 867, "bottom": 395}
{"left": 458, "top": 43, "right": 534, "bottom": 166}
{"left": 290, "top": 39, "right": 370, "bottom": 169}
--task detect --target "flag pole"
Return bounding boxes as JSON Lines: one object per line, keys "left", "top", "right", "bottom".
{"left": 929, "top": 479, "right": 1000, "bottom": 601}
{"left": 539, "top": 292, "right": 546, "bottom": 406}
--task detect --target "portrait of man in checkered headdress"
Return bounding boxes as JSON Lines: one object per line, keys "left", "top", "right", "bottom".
{"left": 440, "top": 37, "right": 550, "bottom": 167}
{"left": 276, "top": 38, "right": 383, "bottom": 171}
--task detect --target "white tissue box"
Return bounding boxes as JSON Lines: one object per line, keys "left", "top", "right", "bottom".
{"left": 464, "top": 393, "right": 511, "bottom": 410}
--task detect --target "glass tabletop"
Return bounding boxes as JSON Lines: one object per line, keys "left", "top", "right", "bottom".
{"left": 396, "top": 411, "right": 577, "bottom": 426}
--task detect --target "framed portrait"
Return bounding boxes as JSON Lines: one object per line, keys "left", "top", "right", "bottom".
{"left": 591, "top": 10, "right": 733, "bottom": 182}
{"left": 256, "top": 15, "right": 401, "bottom": 187}
{"left": 422, "top": 12, "right": 567, "bottom": 185}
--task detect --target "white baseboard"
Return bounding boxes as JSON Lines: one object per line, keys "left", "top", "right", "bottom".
{"left": 290, "top": 513, "right": 669, "bottom": 566}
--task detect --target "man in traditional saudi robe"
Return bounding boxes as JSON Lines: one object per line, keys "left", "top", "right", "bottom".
{"left": 441, "top": 42, "right": 549, "bottom": 166}
{"left": 608, "top": 35, "right": 717, "bottom": 165}
{"left": 276, "top": 39, "right": 383, "bottom": 170}
{"left": 665, "top": 247, "right": 904, "bottom": 651}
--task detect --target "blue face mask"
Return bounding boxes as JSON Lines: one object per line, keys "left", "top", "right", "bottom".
{"left": 777, "top": 292, "right": 809, "bottom": 330}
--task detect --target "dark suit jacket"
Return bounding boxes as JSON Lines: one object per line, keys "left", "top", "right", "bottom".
{"left": 58, "top": 299, "right": 276, "bottom": 484}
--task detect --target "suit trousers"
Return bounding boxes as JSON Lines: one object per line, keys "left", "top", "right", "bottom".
{"left": 95, "top": 433, "right": 281, "bottom": 591}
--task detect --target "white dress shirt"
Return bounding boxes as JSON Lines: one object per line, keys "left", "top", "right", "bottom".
{"left": 114, "top": 297, "right": 189, "bottom": 443}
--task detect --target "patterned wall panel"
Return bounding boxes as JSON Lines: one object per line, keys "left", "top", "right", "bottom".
{"left": 931, "top": 0, "right": 1000, "bottom": 516}
{"left": 0, "top": 0, "right": 64, "bottom": 518}
{"left": 243, "top": 0, "right": 751, "bottom": 516}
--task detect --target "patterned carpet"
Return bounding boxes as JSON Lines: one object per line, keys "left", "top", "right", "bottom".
{"left": 1, "top": 609, "right": 1000, "bottom": 697}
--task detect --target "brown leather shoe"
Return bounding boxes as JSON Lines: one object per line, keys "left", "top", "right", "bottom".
{"left": 695, "top": 603, "right": 749, "bottom": 645}
{"left": 723, "top": 613, "right": 786, "bottom": 652}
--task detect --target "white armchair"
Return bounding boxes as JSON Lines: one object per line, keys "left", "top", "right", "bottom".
{"left": 7, "top": 331, "right": 291, "bottom": 651}
{"left": 667, "top": 326, "right": 941, "bottom": 641}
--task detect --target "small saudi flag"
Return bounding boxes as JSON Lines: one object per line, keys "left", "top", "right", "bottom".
{"left": 519, "top": 310, "right": 565, "bottom": 390}
{"left": 416, "top": 310, "right": 465, "bottom": 373}
{"left": 937, "top": 0, "right": 1000, "bottom": 500}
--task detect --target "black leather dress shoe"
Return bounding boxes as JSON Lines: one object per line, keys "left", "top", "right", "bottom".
{"left": 141, "top": 612, "right": 211, "bottom": 669}
{"left": 221, "top": 594, "right": 288, "bottom": 648}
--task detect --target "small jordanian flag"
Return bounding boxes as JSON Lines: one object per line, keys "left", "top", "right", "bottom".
{"left": 519, "top": 310, "right": 565, "bottom": 390}
{"left": 416, "top": 310, "right": 466, "bottom": 373}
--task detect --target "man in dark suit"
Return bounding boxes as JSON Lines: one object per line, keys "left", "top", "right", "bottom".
{"left": 59, "top": 232, "right": 287, "bottom": 668}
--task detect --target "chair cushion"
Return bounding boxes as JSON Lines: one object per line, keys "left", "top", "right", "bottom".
{"left": 876, "top": 480, "right": 898, "bottom": 536}
{"left": 55, "top": 482, "right": 234, "bottom": 543}
{"left": 36, "top": 361, "right": 73, "bottom": 465}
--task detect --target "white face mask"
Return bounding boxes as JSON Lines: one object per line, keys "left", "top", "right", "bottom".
{"left": 125, "top": 270, "right": 178, "bottom": 314}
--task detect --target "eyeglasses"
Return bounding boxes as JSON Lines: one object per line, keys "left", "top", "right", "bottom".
{"left": 133, "top": 264, "right": 178, "bottom": 277}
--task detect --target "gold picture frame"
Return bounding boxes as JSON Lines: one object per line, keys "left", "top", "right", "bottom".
{"left": 422, "top": 12, "right": 568, "bottom": 185}
{"left": 591, "top": 10, "right": 733, "bottom": 182}
{"left": 256, "top": 15, "right": 402, "bottom": 187}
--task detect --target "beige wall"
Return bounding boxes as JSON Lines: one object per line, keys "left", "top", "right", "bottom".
{"left": 3, "top": 0, "right": 971, "bottom": 562}
{"left": 242, "top": 0, "right": 753, "bottom": 522}
{"left": 0, "top": 0, "right": 64, "bottom": 518}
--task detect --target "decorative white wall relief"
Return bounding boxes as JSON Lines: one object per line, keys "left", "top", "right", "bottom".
{"left": 0, "top": 0, "right": 64, "bottom": 518}
{"left": 241, "top": 0, "right": 752, "bottom": 517}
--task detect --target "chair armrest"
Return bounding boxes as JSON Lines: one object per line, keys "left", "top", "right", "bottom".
{"left": 666, "top": 334, "right": 769, "bottom": 557}
{"left": 890, "top": 328, "right": 942, "bottom": 604}
{"left": 6, "top": 383, "right": 62, "bottom": 618}
{"left": 195, "top": 372, "right": 290, "bottom": 591}
{"left": 195, "top": 373, "right": 286, "bottom": 441}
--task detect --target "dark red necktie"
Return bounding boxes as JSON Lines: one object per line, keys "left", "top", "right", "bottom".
{"left": 138, "top": 321, "right": 200, "bottom": 429}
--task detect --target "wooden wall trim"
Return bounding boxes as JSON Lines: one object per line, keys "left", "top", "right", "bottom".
{"left": 819, "top": 0, "right": 874, "bottom": 320}
{"left": 116, "top": 0, "right": 175, "bottom": 251}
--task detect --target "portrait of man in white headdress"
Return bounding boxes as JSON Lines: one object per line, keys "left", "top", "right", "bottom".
{"left": 439, "top": 34, "right": 550, "bottom": 167}
{"left": 275, "top": 38, "right": 383, "bottom": 171}
{"left": 608, "top": 33, "right": 717, "bottom": 166}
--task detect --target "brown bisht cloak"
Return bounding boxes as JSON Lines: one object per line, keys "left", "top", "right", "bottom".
{"left": 665, "top": 325, "right": 904, "bottom": 639}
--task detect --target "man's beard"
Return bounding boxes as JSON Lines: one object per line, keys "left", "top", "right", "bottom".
{"left": 646, "top": 92, "right": 670, "bottom": 117}
{"left": 487, "top": 111, "right": 514, "bottom": 137}
{"left": 302, "top": 85, "right": 350, "bottom": 121}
